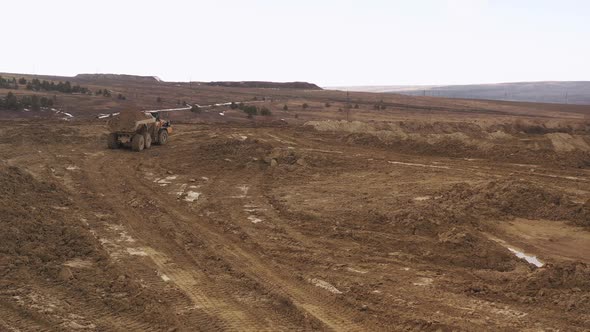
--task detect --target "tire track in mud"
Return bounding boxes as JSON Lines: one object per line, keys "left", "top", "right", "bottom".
{"left": 202, "top": 177, "right": 377, "bottom": 331}
{"left": 84, "top": 151, "right": 367, "bottom": 331}
{"left": 0, "top": 304, "right": 53, "bottom": 332}
{"left": 142, "top": 247, "right": 268, "bottom": 331}
{"left": 82, "top": 155, "right": 305, "bottom": 331}
{"left": 143, "top": 176, "right": 366, "bottom": 331}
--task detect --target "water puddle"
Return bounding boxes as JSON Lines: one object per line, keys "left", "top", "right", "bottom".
{"left": 508, "top": 248, "right": 543, "bottom": 267}
{"left": 487, "top": 234, "right": 544, "bottom": 268}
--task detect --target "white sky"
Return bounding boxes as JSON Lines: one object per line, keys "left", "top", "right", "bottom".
{"left": 2, "top": 0, "right": 589, "bottom": 86}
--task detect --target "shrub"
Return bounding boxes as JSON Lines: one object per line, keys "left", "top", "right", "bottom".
{"left": 156, "top": 97, "right": 162, "bottom": 103}
{"left": 40, "top": 96, "right": 53, "bottom": 107}
{"left": 354, "top": 104, "right": 359, "bottom": 109}
{"left": 243, "top": 105, "right": 258, "bottom": 118}
{"left": 191, "top": 105, "right": 201, "bottom": 113}
{"left": 4, "top": 92, "right": 18, "bottom": 109}
{"left": 260, "top": 107, "right": 272, "bottom": 116}
{"left": 230, "top": 101, "right": 238, "bottom": 109}
{"left": 283, "top": 104, "right": 288, "bottom": 111}
{"left": 117, "top": 94, "right": 126, "bottom": 100}
{"left": 302, "top": 103, "right": 309, "bottom": 109}
{"left": 18, "top": 78, "right": 27, "bottom": 85}
{"left": 30, "top": 95, "right": 40, "bottom": 111}
{"left": 324, "top": 102, "right": 331, "bottom": 108}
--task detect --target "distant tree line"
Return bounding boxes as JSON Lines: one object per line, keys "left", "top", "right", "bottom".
{"left": 95, "top": 89, "right": 112, "bottom": 97}
{"left": 0, "top": 92, "right": 55, "bottom": 111}
{"left": 0, "top": 76, "right": 18, "bottom": 89}
{"left": 25, "top": 78, "right": 90, "bottom": 94}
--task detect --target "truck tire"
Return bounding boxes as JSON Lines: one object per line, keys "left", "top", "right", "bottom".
{"left": 132, "top": 134, "right": 145, "bottom": 152}
{"left": 158, "top": 130, "right": 168, "bottom": 145}
{"left": 144, "top": 132, "right": 152, "bottom": 149}
{"left": 107, "top": 133, "right": 119, "bottom": 149}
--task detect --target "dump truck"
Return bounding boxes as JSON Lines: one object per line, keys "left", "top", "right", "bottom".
{"left": 107, "top": 111, "right": 172, "bottom": 151}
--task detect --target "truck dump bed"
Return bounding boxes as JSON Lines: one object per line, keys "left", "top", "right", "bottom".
{"left": 107, "top": 110, "right": 155, "bottom": 133}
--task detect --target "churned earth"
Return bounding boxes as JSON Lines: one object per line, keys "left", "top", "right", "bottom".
{"left": 1, "top": 116, "right": 589, "bottom": 331}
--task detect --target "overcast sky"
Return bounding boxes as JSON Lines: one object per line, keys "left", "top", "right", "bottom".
{"left": 2, "top": 0, "right": 588, "bottom": 86}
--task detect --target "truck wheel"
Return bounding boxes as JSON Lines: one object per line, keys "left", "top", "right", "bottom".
{"left": 158, "top": 130, "right": 168, "bottom": 145}
{"left": 144, "top": 132, "right": 152, "bottom": 149}
{"left": 107, "top": 133, "right": 119, "bottom": 149}
{"left": 132, "top": 134, "right": 145, "bottom": 152}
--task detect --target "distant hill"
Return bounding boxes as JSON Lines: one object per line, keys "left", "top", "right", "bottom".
{"left": 75, "top": 74, "right": 161, "bottom": 83}
{"left": 330, "top": 81, "right": 590, "bottom": 105}
{"left": 205, "top": 81, "right": 322, "bottom": 90}
{"left": 1, "top": 72, "right": 322, "bottom": 90}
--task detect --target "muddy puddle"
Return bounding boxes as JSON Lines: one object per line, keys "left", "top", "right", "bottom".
{"left": 507, "top": 248, "right": 543, "bottom": 267}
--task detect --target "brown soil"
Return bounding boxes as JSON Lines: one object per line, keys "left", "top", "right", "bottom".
{"left": 1, "top": 76, "right": 590, "bottom": 331}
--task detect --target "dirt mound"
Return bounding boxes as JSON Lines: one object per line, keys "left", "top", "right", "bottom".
{"left": 306, "top": 120, "right": 590, "bottom": 166}
{"left": 107, "top": 110, "right": 152, "bottom": 132}
{"left": 434, "top": 227, "right": 520, "bottom": 271}
{"left": 435, "top": 180, "right": 590, "bottom": 226}
{"left": 546, "top": 132, "right": 590, "bottom": 152}
{"left": 0, "top": 165, "right": 91, "bottom": 273}
{"left": 501, "top": 262, "right": 590, "bottom": 314}
{"left": 381, "top": 179, "right": 589, "bottom": 270}
{"left": 522, "top": 262, "right": 590, "bottom": 289}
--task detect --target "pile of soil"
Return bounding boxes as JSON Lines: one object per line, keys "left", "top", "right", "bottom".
{"left": 378, "top": 179, "right": 590, "bottom": 270}
{"left": 434, "top": 180, "right": 590, "bottom": 226}
{"left": 107, "top": 110, "right": 152, "bottom": 132}
{"left": 198, "top": 138, "right": 272, "bottom": 162}
{"left": 496, "top": 262, "right": 590, "bottom": 314}
{"left": 306, "top": 120, "right": 590, "bottom": 167}
{"left": 262, "top": 147, "right": 338, "bottom": 169}
{"left": 434, "top": 226, "right": 520, "bottom": 271}
{"left": 0, "top": 165, "right": 92, "bottom": 275}
{"left": 521, "top": 262, "right": 590, "bottom": 290}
